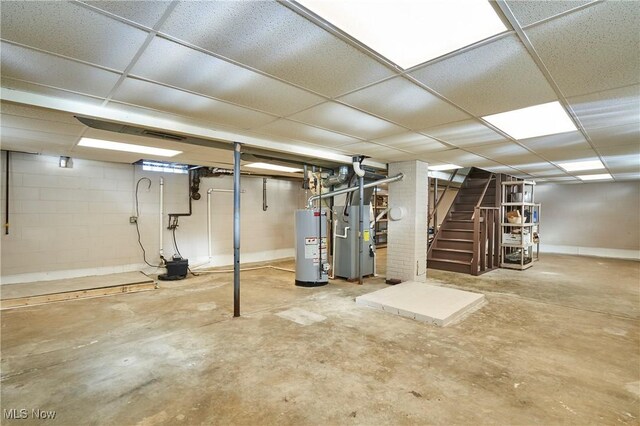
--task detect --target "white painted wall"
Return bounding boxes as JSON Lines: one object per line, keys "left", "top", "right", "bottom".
{"left": 0, "top": 152, "right": 305, "bottom": 283}
{"left": 536, "top": 181, "right": 640, "bottom": 260}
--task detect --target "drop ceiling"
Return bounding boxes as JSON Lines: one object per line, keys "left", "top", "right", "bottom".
{"left": 0, "top": 0, "right": 638, "bottom": 182}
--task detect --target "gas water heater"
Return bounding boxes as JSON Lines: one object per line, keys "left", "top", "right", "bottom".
{"left": 294, "top": 209, "right": 329, "bottom": 286}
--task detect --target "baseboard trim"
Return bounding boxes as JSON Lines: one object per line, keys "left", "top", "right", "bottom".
{"left": 1, "top": 248, "right": 296, "bottom": 285}
{"left": 541, "top": 244, "right": 640, "bottom": 261}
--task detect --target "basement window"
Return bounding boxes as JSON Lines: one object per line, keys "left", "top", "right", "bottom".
{"left": 141, "top": 160, "right": 189, "bottom": 174}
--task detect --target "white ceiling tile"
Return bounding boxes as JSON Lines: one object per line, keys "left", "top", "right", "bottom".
{"left": 0, "top": 127, "right": 79, "bottom": 149}
{"left": 538, "top": 176, "right": 580, "bottom": 182}
{"left": 250, "top": 119, "right": 359, "bottom": 148}
{"left": 1, "top": 43, "right": 121, "bottom": 98}
{"left": 587, "top": 124, "right": 640, "bottom": 149}
{"left": 519, "top": 131, "right": 592, "bottom": 155}
{"left": 421, "top": 119, "right": 508, "bottom": 147}
{"left": 505, "top": 0, "right": 597, "bottom": 27}
{"left": 0, "top": 1, "right": 149, "bottom": 70}
{"left": 81, "top": 1, "right": 172, "bottom": 28}
{"left": 131, "top": 37, "right": 324, "bottom": 117}
{"left": 338, "top": 77, "right": 469, "bottom": 129}
{"left": 467, "top": 142, "right": 540, "bottom": 164}
{"left": 507, "top": 161, "right": 563, "bottom": 175}
{"left": 568, "top": 85, "right": 640, "bottom": 131}
{"left": 111, "top": 78, "right": 277, "bottom": 130}
{"left": 1, "top": 102, "right": 85, "bottom": 125}
{"left": 409, "top": 34, "right": 557, "bottom": 116}
{"left": 288, "top": 102, "right": 405, "bottom": 140}
{"left": 525, "top": 1, "right": 640, "bottom": 97}
{"left": 543, "top": 149, "right": 600, "bottom": 163}
{"left": 599, "top": 145, "right": 640, "bottom": 174}
{"left": 482, "top": 164, "right": 527, "bottom": 175}
{"left": 611, "top": 172, "right": 640, "bottom": 181}
{"left": 335, "top": 142, "right": 410, "bottom": 162}
{"left": 425, "top": 149, "right": 498, "bottom": 167}
{"left": 1, "top": 79, "right": 106, "bottom": 106}
{"left": 371, "top": 132, "right": 449, "bottom": 153}
{"left": 0, "top": 114, "right": 84, "bottom": 137}
{"left": 159, "top": 1, "right": 394, "bottom": 97}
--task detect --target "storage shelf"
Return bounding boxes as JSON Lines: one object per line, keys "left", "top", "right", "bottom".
{"left": 500, "top": 179, "right": 540, "bottom": 271}
{"left": 502, "top": 202, "right": 537, "bottom": 206}
{"left": 373, "top": 191, "right": 388, "bottom": 248}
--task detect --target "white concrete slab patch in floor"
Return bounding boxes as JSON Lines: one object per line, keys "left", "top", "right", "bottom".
{"left": 276, "top": 307, "right": 327, "bottom": 326}
{"left": 355, "top": 281, "right": 486, "bottom": 326}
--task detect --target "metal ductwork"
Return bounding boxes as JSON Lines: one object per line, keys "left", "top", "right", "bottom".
{"left": 323, "top": 165, "right": 349, "bottom": 187}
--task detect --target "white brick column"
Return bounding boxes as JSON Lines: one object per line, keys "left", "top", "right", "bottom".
{"left": 386, "top": 161, "right": 428, "bottom": 282}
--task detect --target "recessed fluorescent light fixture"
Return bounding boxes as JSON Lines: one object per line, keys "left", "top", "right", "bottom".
{"left": 558, "top": 160, "right": 605, "bottom": 172}
{"left": 429, "top": 164, "right": 462, "bottom": 171}
{"left": 78, "top": 137, "right": 181, "bottom": 157}
{"left": 245, "top": 162, "right": 302, "bottom": 173}
{"left": 577, "top": 173, "right": 612, "bottom": 181}
{"left": 295, "top": 0, "right": 506, "bottom": 69}
{"left": 483, "top": 101, "right": 577, "bottom": 140}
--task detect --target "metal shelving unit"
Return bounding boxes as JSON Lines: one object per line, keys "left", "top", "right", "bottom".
{"left": 500, "top": 180, "right": 541, "bottom": 270}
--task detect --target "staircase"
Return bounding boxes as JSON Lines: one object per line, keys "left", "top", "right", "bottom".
{"left": 428, "top": 168, "right": 501, "bottom": 275}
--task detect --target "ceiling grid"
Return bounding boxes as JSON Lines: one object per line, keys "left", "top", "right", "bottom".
{"left": 0, "top": 0, "right": 636, "bottom": 181}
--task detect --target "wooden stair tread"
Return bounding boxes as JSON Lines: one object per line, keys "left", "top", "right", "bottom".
{"left": 443, "top": 228, "right": 473, "bottom": 232}
{"left": 437, "top": 238, "right": 473, "bottom": 243}
{"left": 431, "top": 248, "right": 474, "bottom": 254}
{"left": 427, "top": 258, "right": 471, "bottom": 265}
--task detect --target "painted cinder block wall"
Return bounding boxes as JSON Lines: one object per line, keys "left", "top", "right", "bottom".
{"left": 386, "top": 160, "right": 428, "bottom": 282}
{"left": 0, "top": 152, "right": 305, "bottom": 284}
{"left": 536, "top": 181, "right": 640, "bottom": 260}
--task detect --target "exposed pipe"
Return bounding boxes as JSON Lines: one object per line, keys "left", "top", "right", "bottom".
{"left": 318, "top": 170, "right": 323, "bottom": 280}
{"left": 323, "top": 165, "right": 349, "bottom": 187}
{"left": 306, "top": 173, "right": 404, "bottom": 209}
{"left": 335, "top": 226, "right": 350, "bottom": 239}
{"left": 159, "top": 177, "right": 164, "bottom": 259}
{"left": 4, "top": 151, "right": 9, "bottom": 235}
{"left": 330, "top": 218, "right": 337, "bottom": 279}
{"left": 358, "top": 174, "right": 364, "bottom": 285}
{"left": 207, "top": 188, "right": 212, "bottom": 262}
{"left": 352, "top": 156, "right": 365, "bottom": 177}
{"left": 233, "top": 142, "right": 241, "bottom": 318}
{"left": 262, "top": 178, "right": 268, "bottom": 211}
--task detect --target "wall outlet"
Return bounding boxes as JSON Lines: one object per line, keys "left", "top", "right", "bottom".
{"left": 129, "top": 216, "right": 138, "bottom": 224}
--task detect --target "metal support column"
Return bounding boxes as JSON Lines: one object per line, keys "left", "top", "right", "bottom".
{"left": 358, "top": 175, "right": 364, "bottom": 285}
{"left": 233, "top": 142, "right": 241, "bottom": 317}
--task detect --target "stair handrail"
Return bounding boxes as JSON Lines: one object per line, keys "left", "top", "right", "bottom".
{"left": 428, "top": 169, "right": 459, "bottom": 226}
{"left": 428, "top": 167, "right": 477, "bottom": 255}
{"left": 471, "top": 173, "right": 495, "bottom": 220}
{"left": 471, "top": 206, "right": 500, "bottom": 275}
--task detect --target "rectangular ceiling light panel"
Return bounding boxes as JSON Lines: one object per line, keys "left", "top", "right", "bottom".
{"left": 577, "top": 173, "right": 612, "bottom": 181}
{"left": 483, "top": 101, "right": 577, "bottom": 140}
{"left": 557, "top": 159, "right": 605, "bottom": 172}
{"left": 428, "top": 164, "right": 462, "bottom": 171}
{"left": 78, "top": 138, "right": 182, "bottom": 157}
{"left": 296, "top": 0, "right": 507, "bottom": 69}
{"left": 245, "top": 162, "right": 303, "bottom": 173}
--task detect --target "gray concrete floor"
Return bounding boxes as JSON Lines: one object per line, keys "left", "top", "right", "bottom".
{"left": 1, "top": 252, "right": 639, "bottom": 425}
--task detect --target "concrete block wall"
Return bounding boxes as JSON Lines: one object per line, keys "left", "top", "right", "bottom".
{"left": 386, "top": 160, "right": 428, "bottom": 283}
{"left": 0, "top": 152, "right": 305, "bottom": 284}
